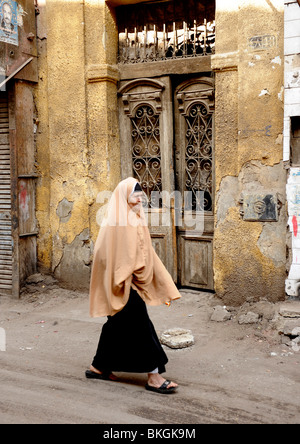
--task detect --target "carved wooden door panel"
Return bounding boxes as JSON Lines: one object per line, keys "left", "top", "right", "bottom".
{"left": 174, "top": 77, "right": 214, "bottom": 290}
{"left": 118, "top": 77, "right": 177, "bottom": 281}
{"left": 118, "top": 76, "right": 214, "bottom": 290}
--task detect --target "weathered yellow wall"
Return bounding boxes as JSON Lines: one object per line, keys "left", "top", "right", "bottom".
{"left": 36, "top": 0, "right": 287, "bottom": 303}
{"left": 35, "top": 1, "right": 51, "bottom": 272}
{"left": 212, "top": 0, "right": 286, "bottom": 305}
{"left": 85, "top": 0, "right": 120, "bottom": 248}
{"left": 36, "top": 0, "right": 120, "bottom": 289}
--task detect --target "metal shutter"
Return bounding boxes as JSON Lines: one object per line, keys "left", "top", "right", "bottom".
{"left": 0, "top": 94, "right": 12, "bottom": 292}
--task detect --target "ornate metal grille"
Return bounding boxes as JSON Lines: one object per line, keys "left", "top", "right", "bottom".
{"left": 118, "top": 20, "right": 215, "bottom": 64}
{"left": 185, "top": 103, "right": 213, "bottom": 212}
{"left": 131, "top": 105, "right": 162, "bottom": 207}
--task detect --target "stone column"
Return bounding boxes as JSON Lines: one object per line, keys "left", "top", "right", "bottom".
{"left": 84, "top": 0, "right": 121, "bottom": 248}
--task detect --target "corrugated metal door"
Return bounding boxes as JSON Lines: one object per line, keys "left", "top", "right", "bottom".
{"left": 0, "top": 93, "right": 13, "bottom": 293}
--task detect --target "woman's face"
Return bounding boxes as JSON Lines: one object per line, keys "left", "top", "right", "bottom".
{"left": 128, "top": 191, "right": 143, "bottom": 213}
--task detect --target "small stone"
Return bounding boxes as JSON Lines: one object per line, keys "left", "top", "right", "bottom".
{"left": 283, "top": 321, "right": 300, "bottom": 336}
{"left": 291, "top": 337, "right": 300, "bottom": 352}
{"left": 210, "top": 305, "right": 232, "bottom": 322}
{"left": 238, "top": 311, "right": 259, "bottom": 324}
{"left": 279, "top": 302, "right": 300, "bottom": 318}
{"left": 291, "top": 326, "right": 300, "bottom": 337}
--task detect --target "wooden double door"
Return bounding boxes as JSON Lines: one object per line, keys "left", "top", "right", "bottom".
{"left": 118, "top": 75, "right": 214, "bottom": 290}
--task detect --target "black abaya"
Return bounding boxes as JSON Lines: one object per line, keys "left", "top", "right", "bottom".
{"left": 92, "top": 288, "right": 168, "bottom": 374}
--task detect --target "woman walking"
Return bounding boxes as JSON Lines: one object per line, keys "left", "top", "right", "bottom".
{"left": 86, "top": 177, "right": 181, "bottom": 394}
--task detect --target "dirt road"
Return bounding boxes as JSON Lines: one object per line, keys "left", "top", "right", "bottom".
{"left": 0, "top": 282, "right": 299, "bottom": 424}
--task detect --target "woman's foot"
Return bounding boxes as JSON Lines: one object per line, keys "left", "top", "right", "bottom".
{"left": 147, "top": 372, "right": 178, "bottom": 390}
{"left": 89, "top": 365, "right": 118, "bottom": 381}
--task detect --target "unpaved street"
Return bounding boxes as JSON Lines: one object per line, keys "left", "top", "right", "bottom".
{"left": 0, "top": 282, "right": 299, "bottom": 424}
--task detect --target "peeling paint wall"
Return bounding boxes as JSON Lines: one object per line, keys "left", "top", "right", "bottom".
{"left": 35, "top": 0, "right": 120, "bottom": 289}
{"left": 212, "top": 0, "right": 286, "bottom": 305}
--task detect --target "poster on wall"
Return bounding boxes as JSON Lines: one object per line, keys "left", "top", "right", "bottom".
{"left": 0, "top": 0, "right": 18, "bottom": 46}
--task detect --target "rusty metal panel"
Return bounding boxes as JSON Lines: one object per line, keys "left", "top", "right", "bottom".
{"left": 0, "top": 93, "right": 12, "bottom": 291}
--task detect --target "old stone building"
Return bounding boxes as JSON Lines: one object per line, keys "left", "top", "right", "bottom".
{"left": 0, "top": 0, "right": 299, "bottom": 305}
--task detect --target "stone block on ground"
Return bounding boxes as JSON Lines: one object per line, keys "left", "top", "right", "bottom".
{"left": 160, "top": 328, "right": 194, "bottom": 349}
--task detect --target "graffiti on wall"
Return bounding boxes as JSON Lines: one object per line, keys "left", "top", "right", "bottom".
{"left": 0, "top": 0, "right": 18, "bottom": 46}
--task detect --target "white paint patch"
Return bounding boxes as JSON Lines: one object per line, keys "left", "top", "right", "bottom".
{"left": 259, "top": 89, "right": 270, "bottom": 97}
{"left": 248, "top": 62, "right": 255, "bottom": 67}
{"left": 271, "top": 56, "right": 281, "bottom": 65}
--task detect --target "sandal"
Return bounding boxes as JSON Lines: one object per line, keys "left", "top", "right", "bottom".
{"left": 85, "top": 369, "right": 117, "bottom": 381}
{"left": 145, "top": 379, "right": 177, "bottom": 394}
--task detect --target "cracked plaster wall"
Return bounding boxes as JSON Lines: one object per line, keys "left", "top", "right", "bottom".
{"left": 212, "top": 0, "right": 286, "bottom": 305}
{"left": 215, "top": 161, "right": 286, "bottom": 305}
{"left": 35, "top": 0, "right": 120, "bottom": 289}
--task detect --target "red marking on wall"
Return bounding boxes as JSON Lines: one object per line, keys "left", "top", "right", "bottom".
{"left": 19, "top": 181, "right": 30, "bottom": 222}
{"left": 19, "top": 183, "right": 27, "bottom": 211}
{"left": 292, "top": 215, "right": 298, "bottom": 237}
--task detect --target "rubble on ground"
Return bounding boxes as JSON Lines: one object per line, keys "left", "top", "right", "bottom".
{"left": 209, "top": 298, "right": 300, "bottom": 352}
{"left": 273, "top": 302, "right": 300, "bottom": 352}
{"left": 20, "top": 273, "right": 59, "bottom": 295}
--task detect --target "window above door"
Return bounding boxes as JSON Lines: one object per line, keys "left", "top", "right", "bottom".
{"left": 116, "top": 0, "right": 215, "bottom": 65}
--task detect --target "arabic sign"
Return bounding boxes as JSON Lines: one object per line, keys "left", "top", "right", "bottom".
{"left": 0, "top": 0, "right": 18, "bottom": 46}
{"left": 248, "top": 34, "right": 277, "bottom": 51}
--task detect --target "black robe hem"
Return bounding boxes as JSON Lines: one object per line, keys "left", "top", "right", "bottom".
{"left": 91, "top": 288, "right": 168, "bottom": 374}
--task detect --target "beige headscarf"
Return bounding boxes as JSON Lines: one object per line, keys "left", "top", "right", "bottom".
{"left": 89, "top": 177, "right": 181, "bottom": 317}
